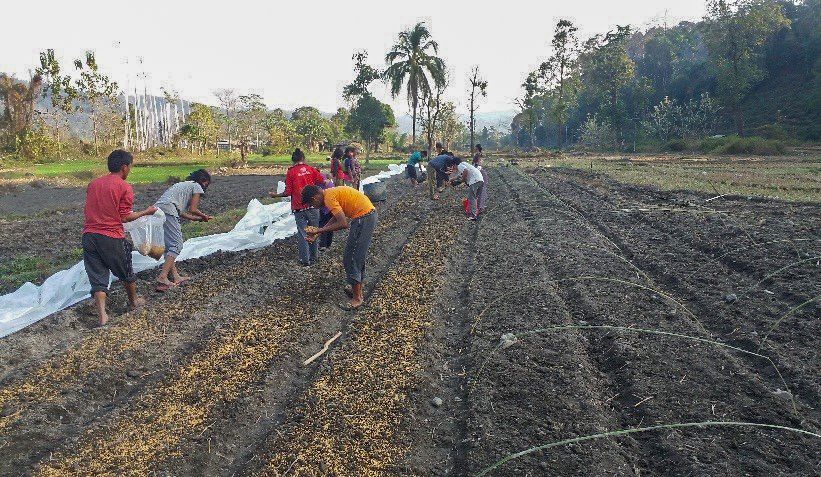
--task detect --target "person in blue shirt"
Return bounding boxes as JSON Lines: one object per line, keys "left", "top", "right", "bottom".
{"left": 406, "top": 150, "right": 427, "bottom": 187}
{"left": 427, "top": 151, "right": 458, "bottom": 200}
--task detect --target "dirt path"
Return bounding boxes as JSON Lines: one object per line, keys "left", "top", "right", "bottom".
{"left": 0, "top": 167, "right": 818, "bottom": 476}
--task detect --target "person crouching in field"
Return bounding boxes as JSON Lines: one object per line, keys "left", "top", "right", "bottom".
{"left": 406, "top": 150, "right": 427, "bottom": 186}
{"left": 453, "top": 158, "right": 485, "bottom": 220}
{"left": 427, "top": 151, "right": 458, "bottom": 200}
{"left": 154, "top": 169, "right": 212, "bottom": 289}
{"left": 82, "top": 150, "right": 158, "bottom": 326}
{"left": 302, "top": 185, "right": 378, "bottom": 309}
{"left": 271, "top": 148, "right": 326, "bottom": 266}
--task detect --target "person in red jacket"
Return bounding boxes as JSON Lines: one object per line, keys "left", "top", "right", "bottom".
{"left": 82, "top": 150, "right": 157, "bottom": 326}
{"left": 270, "top": 148, "right": 326, "bottom": 266}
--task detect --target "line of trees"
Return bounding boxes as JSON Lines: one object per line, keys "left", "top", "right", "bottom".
{"left": 511, "top": 0, "right": 821, "bottom": 150}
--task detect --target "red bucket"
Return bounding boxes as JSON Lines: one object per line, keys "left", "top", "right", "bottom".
{"left": 463, "top": 198, "right": 470, "bottom": 215}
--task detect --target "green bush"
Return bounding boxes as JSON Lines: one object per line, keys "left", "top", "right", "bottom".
{"left": 756, "top": 123, "right": 788, "bottom": 140}
{"left": 710, "top": 136, "right": 786, "bottom": 156}
{"left": 259, "top": 145, "right": 275, "bottom": 157}
{"left": 663, "top": 139, "right": 688, "bottom": 151}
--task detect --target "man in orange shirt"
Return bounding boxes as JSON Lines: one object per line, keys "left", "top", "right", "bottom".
{"left": 302, "top": 185, "right": 377, "bottom": 309}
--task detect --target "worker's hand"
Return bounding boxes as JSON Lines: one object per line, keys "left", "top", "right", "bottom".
{"left": 268, "top": 191, "right": 278, "bottom": 198}
{"left": 201, "top": 215, "right": 213, "bottom": 222}
{"left": 144, "top": 206, "right": 158, "bottom": 216}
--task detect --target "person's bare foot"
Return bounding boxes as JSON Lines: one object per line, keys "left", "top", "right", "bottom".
{"left": 172, "top": 275, "right": 191, "bottom": 285}
{"left": 156, "top": 278, "right": 177, "bottom": 288}
{"left": 99, "top": 311, "right": 110, "bottom": 327}
{"left": 130, "top": 296, "right": 147, "bottom": 309}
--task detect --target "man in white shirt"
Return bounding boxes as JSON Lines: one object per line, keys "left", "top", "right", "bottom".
{"left": 453, "top": 159, "right": 485, "bottom": 220}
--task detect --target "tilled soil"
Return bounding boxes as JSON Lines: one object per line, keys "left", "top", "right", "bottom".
{"left": 0, "top": 166, "right": 818, "bottom": 476}
{"left": 0, "top": 174, "right": 282, "bottom": 267}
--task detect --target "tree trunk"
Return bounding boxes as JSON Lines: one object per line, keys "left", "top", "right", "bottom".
{"left": 411, "top": 97, "right": 417, "bottom": 146}
{"left": 365, "top": 139, "right": 371, "bottom": 164}
{"left": 93, "top": 116, "right": 99, "bottom": 156}
{"left": 469, "top": 93, "right": 475, "bottom": 154}
{"left": 733, "top": 103, "right": 745, "bottom": 137}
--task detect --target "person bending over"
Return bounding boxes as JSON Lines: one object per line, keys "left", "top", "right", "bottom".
{"left": 82, "top": 149, "right": 157, "bottom": 326}
{"left": 427, "top": 151, "right": 458, "bottom": 200}
{"left": 453, "top": 158, "right": 485, "bottom": 220}
{"left": 302, "top": 185, "right": 378, "bottom": 309}
{"left": 154, "top": 169, "right": 212, "bottom": 289}
{"left": 406, "top": 150, "right": 427, "bottom": 187}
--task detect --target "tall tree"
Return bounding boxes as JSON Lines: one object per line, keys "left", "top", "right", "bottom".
{"left": 467, "top": 66, "right": 488, "bottom": 153}
{"left": 343, "top": 51, "right": 381, "bottom": 103}
{"left": 540, "top": 19, "right": 580, "bottom": 147}
{"left": 580, "top": 26, "right": 636, "bottom": 148}
{"left": 73, "top": 51, "right": 118, "bottom": 155}
{"left": 36, "top": 49, "right": 78, "bottom": 158}
{"left": 292, "top": 107, "right": 328, "bottom": 152}
{"left": 383, "top": 22, "right": 446, "bottom": 146}
{"left": 213, "top": 88, "right": 238, "bottom": 152}
{"left": 420, "top": 78, "right": 448, "bottom": 154}
{"left": 437, "top": 101, "right": 463, "bottom": 150}
{"left": 179, "top": 103, "right": 218, "bottom": 155}
{"left": 345, "top": 95, "right": 395, "bottom": 163}
{"left": 703, "top": 0, "right": 790, "bottom": 136}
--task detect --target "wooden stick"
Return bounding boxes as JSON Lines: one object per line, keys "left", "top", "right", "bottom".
{"left": 303, "top": 332, "right": 342, "bottom": 365}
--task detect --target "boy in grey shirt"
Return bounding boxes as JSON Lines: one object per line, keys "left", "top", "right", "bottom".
{"left": 154, "top": 169, "right": 212, "bottom": 289}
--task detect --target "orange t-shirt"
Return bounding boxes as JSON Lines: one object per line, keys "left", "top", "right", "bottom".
{"left": 323, "top": 186, "right": 374, "bottom": 219}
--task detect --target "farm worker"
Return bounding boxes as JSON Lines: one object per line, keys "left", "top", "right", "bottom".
{"left": 154, "top": 169, "right": 212, "bottom": 290}
{"left": 330, "top": 146, "right": 346, "bottom": 186}
{"left": 344, "top": 146, "right": 362, "bottom": 190}
{"left": 270, "top": 148, "right": 326, "bottom": 266}
{"left": 318, "top": 173, "right": 336, "bottom": 251}
{"left": 406, "top": 150, "right": 428, "bottom": 187}
{"left": 302, "top": 184, "right": 378, "bottom": 310}
{"left": 435, "top": 142, "right": 444, "bottom": 156}
{"left": 82, "top": 149, "right": 158, "bottom": 326}
{"left": 472, "top": 143, "right": 488, "bottom": 213}
{"left": 427, "top": 151, "right": 458, "bottom": 200}
{"left": 453, "top": 158, "right": 485, "bottom": 220}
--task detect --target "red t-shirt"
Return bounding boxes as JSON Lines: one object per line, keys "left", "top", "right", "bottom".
{"left": 284, "top": 163, "right": 324, "bottom": 211}
{"left": 83, "top": 173, "right": 134, "bottom": 239}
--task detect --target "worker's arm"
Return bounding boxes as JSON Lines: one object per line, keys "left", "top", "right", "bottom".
{"left": 185, "top": 194, "right": 211, "bottom": 221}
{"left": 121, "top": 206, "right": 158, "bottom": 223}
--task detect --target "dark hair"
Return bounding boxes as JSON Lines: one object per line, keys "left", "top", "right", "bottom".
{"left": 475, "top": 144, "right": 483, "bottom": 152}
{"left": 344, "top": 146, "right": 356, "bottom": 156}
{"left": 107, "top": 149, "right": 133, "bottom": 173}
{"left": 292, "top": 148, "right": 305, "bottom": 162}
{"left": 332, "top": 147, "right": 344, "bottom": 160}
{"left": 421, "top": 150, "right": 428, "bottom": 157}
{"left": 300, "top": 184, "right": 322, "bottom": 205}
{"left": 452, "top": 157, "right": 462, "bottom": 165}
{"left": 445, "top": 150, "right": 455, "bottom": 156}
{"left": 435, "top": 142, "right": 443, "bottom": 150}
{"left": 187, "top": 169, "right": 211, "bottom": 184}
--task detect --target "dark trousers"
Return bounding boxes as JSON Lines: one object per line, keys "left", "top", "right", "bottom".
{"left": 294, "top": 208, "right": 320, "bottom": 265}
{"left": 344, "top": 211, "right": 378, "bottom": 285}
{"left": 82, "top": 233, "right": 136, "bottom": 295}
{"left": 319, "top": 210, "right": 333, "bottom": 248}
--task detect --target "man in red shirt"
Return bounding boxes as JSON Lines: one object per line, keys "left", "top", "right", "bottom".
{"left": 270, "top": 148, "right": 325, "bottom": 266}
{"left": 82, "top": 150, "right": 157, "bottom": 325}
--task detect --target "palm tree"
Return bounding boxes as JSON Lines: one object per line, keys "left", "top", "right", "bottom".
{"left": 383, "top": 22, "right": 446, "bottom": 146}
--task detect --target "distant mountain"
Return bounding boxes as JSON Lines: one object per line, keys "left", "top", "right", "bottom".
{"left": 394, "top": 110, "right": 515, "bottom": 135}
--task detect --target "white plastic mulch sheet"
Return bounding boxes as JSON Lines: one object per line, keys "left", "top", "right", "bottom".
{"left": 0, "top": 163, "right": 405, "bottom": 338}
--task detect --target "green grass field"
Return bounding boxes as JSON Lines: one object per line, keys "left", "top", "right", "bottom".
{"left": 0, "top": 152, "right": 405, "bottom": 184}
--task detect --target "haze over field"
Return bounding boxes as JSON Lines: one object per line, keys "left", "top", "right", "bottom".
{"left": 0, "top": 0, "right": 706, "bottom": 117}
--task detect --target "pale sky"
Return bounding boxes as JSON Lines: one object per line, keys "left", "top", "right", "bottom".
{"left": 1, "top": 0, "right": 706, "bottom": 118}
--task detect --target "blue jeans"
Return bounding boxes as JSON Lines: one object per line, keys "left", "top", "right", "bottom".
{"left": 294, "top": 208, "right": 320, "bottom": 265}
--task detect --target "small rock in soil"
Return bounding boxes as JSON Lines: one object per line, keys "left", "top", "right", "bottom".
{"left": 540, "top": 462, "right": 549, "bottom": 470}
{"left": 725, "top": 293, "right": 738, "bottom": 304}
{"left": 430, "top": 397, "right": 443, "bottom": 408}
{"left": 126, "top": 369, "right": 140, "bottom": 378}
{"left": 0, "top": 407, "right": 13, "bottom": 417}
{"left": 772, "top": 389, "right": 792, "bottom": 400}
